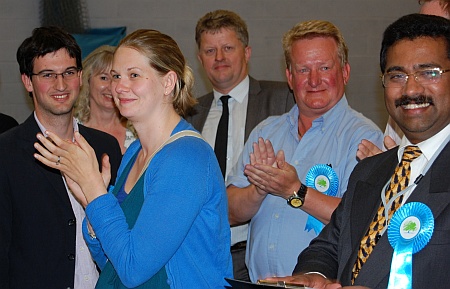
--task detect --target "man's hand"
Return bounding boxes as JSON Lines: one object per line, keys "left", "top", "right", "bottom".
{"left": 356, "top": 136, "right": 397, "bottom": 160}
{"left": 263, "top": 274, "right": 370, "bottom": 289}
{"left": 245, "top": 147, "right": 300, "bottom": 200}
{"left": 250, "top": 137, "right": 277, "bottom": 167}
{"left": 263, "top": 273, "right": 340, "bottom": 289}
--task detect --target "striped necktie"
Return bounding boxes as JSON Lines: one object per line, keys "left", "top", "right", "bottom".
{"left": 352, "top": 145, "right": 422, "bottom": 283}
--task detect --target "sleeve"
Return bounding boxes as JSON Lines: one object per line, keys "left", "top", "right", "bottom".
{"left": 338, "top": 122, "right": 384, "bottom": 198}
{"left": 82, "top": 218, "right": 108, "bottom": 269}
{"left": 85, "top": 138, "right": 215, "bottom": 288}
{"left": 227, "top": 124, "right": 262, "bottom": 188}
{"left": 0, "top": 156, "right": 12, "bottom": 287}
{"left": 83, "top": 141, "right": 139, "bottom": 270}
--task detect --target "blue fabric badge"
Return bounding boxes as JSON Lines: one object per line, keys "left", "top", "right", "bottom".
{"left": 304, "top": 164, "right": 339, "bottom": 234}
{"left": 387, "top": 202, "right": 434, "bottom": 289}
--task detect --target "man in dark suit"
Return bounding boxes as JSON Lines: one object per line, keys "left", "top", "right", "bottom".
{"left": 0, "top": 113, "right": 18, "bottom": 133}
{"left": 186, "top": 10, "right": 295, "bottom": 281}
{"left": 0, "top": 26, "right": 122, "bottom": 289}
{"left": 265, "top": 14, "right": 450, "bottom": 289}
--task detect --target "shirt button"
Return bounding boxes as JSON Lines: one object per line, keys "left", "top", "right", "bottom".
{"left": 67, "top": 253, "right": 75, "bottom": 261}
{"left": 274, "top": 213, "right": 279, "bottom": 219}
{"left": 68, "top": 219, "right": 76, "bottom": 226}
{"left": 294, "top": 160, "right": 299, "bottom": 165}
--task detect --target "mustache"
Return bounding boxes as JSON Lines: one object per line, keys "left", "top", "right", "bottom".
{"left": 394, "top": 95, "right": 434, "bottom": 108}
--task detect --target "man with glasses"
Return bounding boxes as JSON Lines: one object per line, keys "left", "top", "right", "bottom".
{"left": 0, "top": 26, "right": 122, "bottom": 289}
{"left": 265, "top": 14, "right": 450, "bottom": 289}
{"left": 357, "top": 0, "right": 450, "bottom": 160}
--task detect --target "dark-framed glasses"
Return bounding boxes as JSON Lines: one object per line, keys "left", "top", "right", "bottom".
{"left": 381, "top": 68, "right": 450, "bottom": 88}
{"left": 31, "top": 68, "right": 80, "bottom": 83}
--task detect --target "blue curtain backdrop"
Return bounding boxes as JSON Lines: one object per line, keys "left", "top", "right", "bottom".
{"left": 73, "top": 27, "right": 126, "bottom": 59}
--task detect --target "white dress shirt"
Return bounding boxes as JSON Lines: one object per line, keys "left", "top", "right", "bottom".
{"left": 201, "top": 76, "right": 250, "bottom": 245}
{"left": 35, "top": 113, "right": 98, "bottom": 289}
{"left": 397, "top": 123, "right": 450, "bottom": 203}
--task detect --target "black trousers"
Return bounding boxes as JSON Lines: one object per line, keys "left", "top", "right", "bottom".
{"left": 231, "top": 241, "right": 250, "bottom": 281}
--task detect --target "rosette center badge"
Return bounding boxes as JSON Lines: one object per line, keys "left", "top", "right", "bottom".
{"left": 400, "top": 216, "right": 420, "bottom": 240}
{"left": 314, "top": 175, "right": 330, "bottom": 193}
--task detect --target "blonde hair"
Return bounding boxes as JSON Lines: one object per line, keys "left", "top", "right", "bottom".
{"left": 117, "top": 29, "right": 196, "bottom": 117}
{"left": 74, "top": 45, "right": 115, "bottom": 123}
{"left": 282, "top": 20, "right": 348, "bottom": 70}
{"left": 195, "top": 10, "right": 249, "bottom": 48}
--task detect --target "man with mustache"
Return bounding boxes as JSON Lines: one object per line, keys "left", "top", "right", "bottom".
{"left": 266, "top": 14, "right": 450, "bottom": 289}
{"left": 357, "top": 0, "right": 450, "bottom": 160}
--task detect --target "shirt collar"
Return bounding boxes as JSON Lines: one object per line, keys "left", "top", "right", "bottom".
{"left": 291, "top": 94, "right": 348, "bottom": 128}
{"left": 398, "top": 122, "right": 450, "bottom": 162}
{"left": 213, "top": 75, "right": 249, "bottom": 104}
{"left": 34, "top": 111, "right": 79, "bottom": 138}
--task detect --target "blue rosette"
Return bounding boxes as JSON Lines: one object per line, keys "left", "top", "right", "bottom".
{"left": 304, "top": 164, "right": 339, "bottom": 234}
{"left": 387, "top": 202, "right": 434, "bottom": 289}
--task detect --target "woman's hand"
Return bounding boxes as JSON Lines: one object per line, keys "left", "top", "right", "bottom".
{"left": 34, "top": 131, "right": 109, "bottom": 204}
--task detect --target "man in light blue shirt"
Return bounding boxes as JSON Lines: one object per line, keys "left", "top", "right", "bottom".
{"left": 227, "top": 20, "right": 384, "bottom": 282}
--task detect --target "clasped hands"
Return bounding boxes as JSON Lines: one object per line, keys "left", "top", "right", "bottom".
{"left": 244, "top": 137, "right": 301, "bottom": 200}
{"left": 33, "top": 131, "right": 110, "bottom": 207}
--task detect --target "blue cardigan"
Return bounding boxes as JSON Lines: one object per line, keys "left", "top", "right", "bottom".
{"left": 83, "top": 119, "right": 233, "bottom": 288}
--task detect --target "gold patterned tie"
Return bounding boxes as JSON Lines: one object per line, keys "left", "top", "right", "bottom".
{"left": 351, "top": 145, "right": 422, "bottom": 283}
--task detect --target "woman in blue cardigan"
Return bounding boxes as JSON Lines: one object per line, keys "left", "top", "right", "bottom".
{"left": 34, "top": 29, "right": 232, "bottom": 288}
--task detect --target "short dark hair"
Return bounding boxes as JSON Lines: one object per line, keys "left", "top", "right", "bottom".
{"left": 16, "top": 26, "right": 82, "bottom": 77}
{"left": 380, "top": 13, "right": 450, "bottom": 72}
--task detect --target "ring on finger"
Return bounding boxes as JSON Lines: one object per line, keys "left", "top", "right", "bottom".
{"left": 56, "top": 156, "right": 61, "bottom": 165}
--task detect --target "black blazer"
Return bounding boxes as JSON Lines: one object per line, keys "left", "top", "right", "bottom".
{"left": 0, "top": 114, "right": 122, "bottom": 289}
{"left": 186, "top": 76, "right": 295, "bottom": 142}
{"left": 294, "top": 142, "right": 450, "bottom": 289}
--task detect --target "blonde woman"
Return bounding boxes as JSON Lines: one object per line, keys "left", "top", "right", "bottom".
{"left": 34, "top": 29, "right": 232, "bottom": 288}
{"left": 75, "top": 45, "right": 136, "bottom": 153}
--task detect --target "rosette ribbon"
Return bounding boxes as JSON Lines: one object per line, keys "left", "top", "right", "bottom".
{"left": 387, "top": 202, "right": 434, "bottom": 289}
{"left": 304, "top": 164, "right": 338, "bottom": 234}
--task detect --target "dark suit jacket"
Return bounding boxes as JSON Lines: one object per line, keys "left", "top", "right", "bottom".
{"left": 0, "top": 113, "right": 18, "bottom": 134}
{"left": 294, "top": 142, "right": 450, "bottom": 289}
{"left": 186, "top": 76, "right": 295, "bottom": 142}
{"left": 0, "top": 114, "right": 122, "bottom": 289}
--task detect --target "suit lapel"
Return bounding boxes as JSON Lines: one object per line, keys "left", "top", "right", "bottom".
{"left": 340, "top": 149, "right": 399, "bottom": 285}
{"left": 190, "top": 93, "right": 213, "bottom": 133}
{"left": 19, "top": 115, "right": 73, "bottom": 211}
{"left": 353, "top": 143, "right": 450, "bottom": 288}
{"left": 245, "top": 77, "right": 262, "bottom": 142}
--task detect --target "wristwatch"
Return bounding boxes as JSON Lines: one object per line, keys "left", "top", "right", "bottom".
{"left": 287, "top": 183, "right": 308, "bottom": 208}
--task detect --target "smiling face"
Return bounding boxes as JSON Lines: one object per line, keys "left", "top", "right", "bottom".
{"left": 110, "top": 46, "right": 168, "bottom": 122}
{"left": 286, "top": 37, "right": 350, "bottom": 118}
{"left": 384, "top": 37, "right": 450, "bottom": 143}
{"left": 197, "top": 28, "right": 251, "bottom": 94}
{"left": 22, "top": 48, "right": 81, "bottom": 120}
{"left": 88, "top": 67, "right": 115, "bottom": 111}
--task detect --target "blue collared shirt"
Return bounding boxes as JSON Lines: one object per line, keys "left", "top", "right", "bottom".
{"left": 228, "top": 95, "right": 384, "bottom": 282}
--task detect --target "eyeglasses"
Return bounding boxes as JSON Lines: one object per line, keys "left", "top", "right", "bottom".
{"left": 31, "top": 68, "right": 80, "bottom": 83}
{"left": 381, "top": 68, "right": 450, "bottom": 88}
